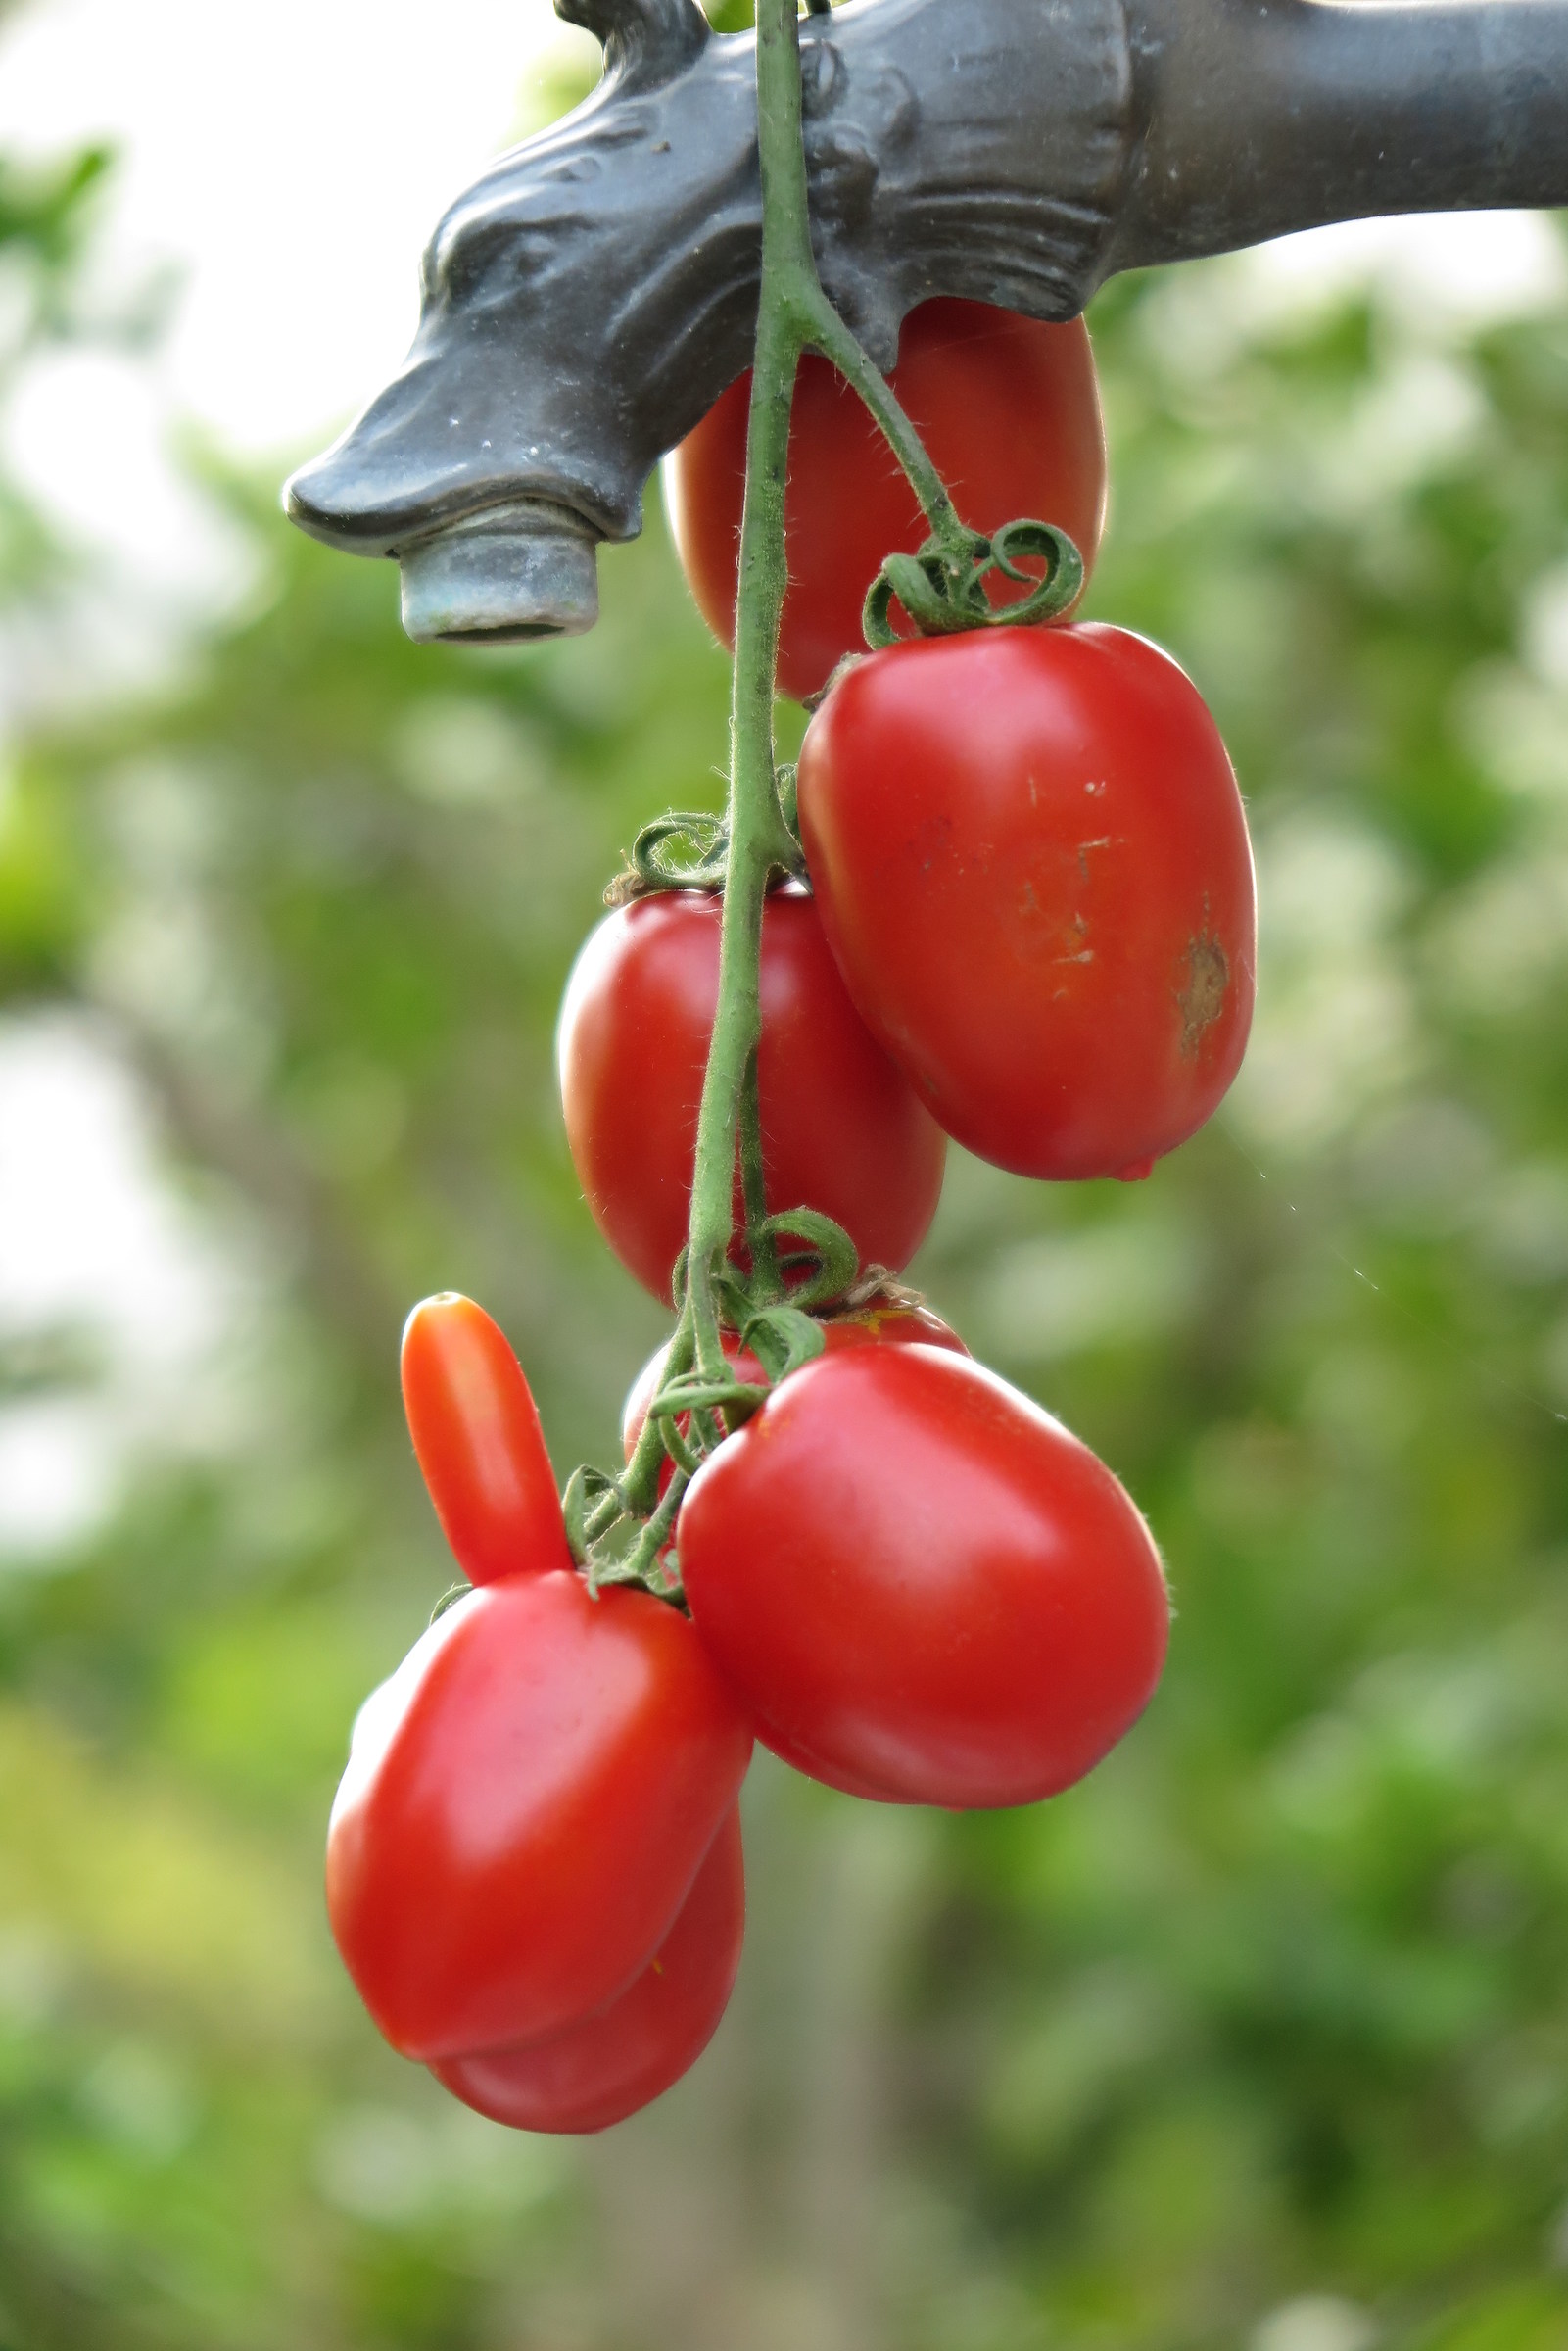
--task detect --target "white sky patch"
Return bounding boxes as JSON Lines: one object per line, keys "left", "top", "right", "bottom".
{"left": 0, "top": 1012, "right": 239, "bottom": 1556}
{"left": 0, "top": 0, "right": 589, "bottom": 457}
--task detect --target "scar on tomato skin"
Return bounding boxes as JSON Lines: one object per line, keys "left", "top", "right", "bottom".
{"left": 1177, "top": 934, "right": 1229, "bottom": 1056}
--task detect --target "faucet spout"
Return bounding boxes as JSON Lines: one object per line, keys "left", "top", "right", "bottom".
{"left": 395, "top": 501, "right": 601, "bottom": 644}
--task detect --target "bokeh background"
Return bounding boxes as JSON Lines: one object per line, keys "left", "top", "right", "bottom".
{"left": 1, "top": 1, "right": 1568, "bottom": 2344}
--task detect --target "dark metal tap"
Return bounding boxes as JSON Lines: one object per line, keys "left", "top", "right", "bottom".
{"left": 283, "top": 0, "right": 1568, "bottom": 645}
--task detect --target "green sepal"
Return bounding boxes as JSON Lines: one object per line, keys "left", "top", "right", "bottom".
{"left": 737, "top": 1304, "right": 827, "bottom": 1384}
{"left": 759, "top": 1206, "right": 859, "bottom": 1311}
{"left": 561, "top": 1463, "right": 623, "bottom": 1567}
{"left": 862, "top": 519, "right": 1085, "bottom": 651}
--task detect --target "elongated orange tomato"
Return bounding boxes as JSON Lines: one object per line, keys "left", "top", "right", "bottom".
{"left": 401, "top": 1292, "right": 572, "bottom": 1586}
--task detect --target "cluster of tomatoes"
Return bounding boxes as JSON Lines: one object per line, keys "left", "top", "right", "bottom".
{"left": 326, "top": 301, "right": 1259, "bottom": 2135}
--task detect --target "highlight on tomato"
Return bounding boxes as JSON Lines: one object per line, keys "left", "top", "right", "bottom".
{"left": 797, "top": 624, "right": 1257, "bottom": 1182}
{"left": 433, "top": 1803, "right": 744, "bottom": 2135}
{"left": 678, "top": 1344, "right": 1169, "bottom": 1810}
{"left": 556, "top": 884, "right": 947, "bottom": 1304}
{"left": 663, "top": 298, "right": 1108, "bottom": 702}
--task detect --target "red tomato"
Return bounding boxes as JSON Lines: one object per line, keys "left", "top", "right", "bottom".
{"left": 326, "top": 1569, "right": 752, "bottom": 2061}
{"left": 797, "top": 626, "right": 1256, "bottom": 1181}
{"left": 401, "top": 1293, "right": 570, "bottom": 1587}
{"left": 663, "top": 298, "right": 1107, "bottom": 702}
{"left": 432, "top": 1803, "right": 743, "bottom": 2135}
{"left": 620, "top": 1301, "right": 969, "bottom": 1467}
{"left": 557, "top": 886, "right": 946, "bottom": 1304}
{"left": 678, "top": 1346, "right": 1168, "bottom": 1809}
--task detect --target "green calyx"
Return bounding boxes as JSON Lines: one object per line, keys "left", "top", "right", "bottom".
{"left": 863, "top": 518, "right": 1085, "bottom": 650}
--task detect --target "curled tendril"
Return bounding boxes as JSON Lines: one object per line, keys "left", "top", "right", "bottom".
{"left": 604, "top": 811, "right": 730, "bottom": 904}
{"left": 736, "top": 1303, "right": 827, "bottom": 1382}
{"left": 605, "top": 789, "right": 806, "bottom": 908}
{"left": 758, "top": 1206, "right": 860, "bottom": 1312}
{"left": 862, "top": 518, "right": 1085, "bottom": 651}
{"left": 562, "top": 1463, "right": 629, "bottom": 1565}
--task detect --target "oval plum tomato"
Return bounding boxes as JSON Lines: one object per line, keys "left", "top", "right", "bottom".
{"left": 621, "top": 1300, "right": 969, "bottom": 1467}
{"left": 401, "top": 1293, "right": 571, "bottom": 1587}
{"left": 678, "top": 1346, "right": 1168, "bottom": 1809}
{"left": 326, "top": 1569, "right": 752, "bottom": 2061}
{"left": 557, "top": 886, "right": 946, "bottom": 1304}
{"left": 797, "top": 626, "right": 1256, "bottom": 1181}
{"left": 663, "top": 298, "right": 1107, "bottom": 702}
{"left": 432, "top": 1803, "right": 743, "bottom": 2135}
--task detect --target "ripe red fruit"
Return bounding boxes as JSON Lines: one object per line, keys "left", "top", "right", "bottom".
{"left": 678, "top": 1346, "right": 1169, "bottom": 1809}
{"left": 797, "top": 625, "right": 1256, "bottom": 1180}
{"left": 557, "top": 886, "right": 946, "bottom": 1304}
{"left": 401, "top": 1293, "right": 571, "bottom": 1587}
{"left": 432, "top": 1804, "right": 744, "bottom": 2135}
{"left": 664, "top": 299, "right": 1107, "bottom": 702}
{"left": 326, "top": 1570, "right": 752, "bottom": 2060}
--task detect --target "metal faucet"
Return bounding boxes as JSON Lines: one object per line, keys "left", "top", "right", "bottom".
{"left": 284, "top": 0, "right": 1568, "bottom": 645}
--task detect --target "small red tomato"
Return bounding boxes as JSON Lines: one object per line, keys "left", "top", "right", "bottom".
{"left": 557, "top": 887, "right": 946, "bottom": 1304}
{"left": 664, "top": 299, "right": 1107, "bottom": 702}
{"left": 797, "top": 626, "right": 1256, "bottom": 1181}
{"left": 327, "top": 1570, "right": 752, "bottom": 2060}
{"left": 620, "top": 1300, "right": 969, "bottom": 1465}
{"left": 432, "top": 1803, "right": 743, "bottom": 2135}
{"left": 401, "top": 1293, "right": 571, "bottom": 1587}
{"left": 679, "top": 1346, "right": 1168, "bottom": 1809}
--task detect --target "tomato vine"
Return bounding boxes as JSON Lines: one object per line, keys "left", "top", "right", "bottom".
{"left": 570, "top": 0, "right": 1095, "bottom": 1599}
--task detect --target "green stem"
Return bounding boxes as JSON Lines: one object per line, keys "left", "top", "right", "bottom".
{"left": 680, "top": 0, "right": 813, "bottom": 1375}
{"left": 629, "top": 0, "right": 968, "bottom": 1528}
{"left": 737, "top": 1049, "right": 781, "bottom": 1302}
{"left": 795, "top": 292, "right": 970, "bottom": 563}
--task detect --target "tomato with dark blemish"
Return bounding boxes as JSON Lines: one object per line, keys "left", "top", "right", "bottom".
{"left": 796, "top": 625, "right": 1256, "bottom": 1180}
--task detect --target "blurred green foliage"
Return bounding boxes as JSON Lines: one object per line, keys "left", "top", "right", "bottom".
{"left": 0, "top": 74, "right": 1567, "bottom": 2351}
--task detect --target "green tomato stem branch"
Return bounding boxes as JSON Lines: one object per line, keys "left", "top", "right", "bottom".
{"left": 617, "top": 0, "right": 967, "bottom": 1546}
{"left": 679, "top": 0, "right": 814, "bottom": 1383}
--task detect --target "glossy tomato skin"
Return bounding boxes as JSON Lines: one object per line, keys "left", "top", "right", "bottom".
{"left": 401, "top": 1293, "right": 571, "bottom": 1587}
{"left": 679, "top": 1346, "right": 1168, "bottom": 1809}
{"left": 798, "top": 626, "right": 1257, "bottom": 1181}
{"left": 326, "top": 1570, "right": 752, "bottom": 2062}
{"left": 664, "top": 299, "right": 1107, "bottom": 703}
{"left": 620, "top": 1301, "right": 969, "bottom": 1465}
{"left": 557, "top": 887, "right": 946, "bottom": 1304}
{"left": 432, "top": 1804, "right": 743, "bottom": 2135}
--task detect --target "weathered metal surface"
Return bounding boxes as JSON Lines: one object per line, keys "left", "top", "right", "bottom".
{"left": 285, "top": 0, "right": 1568, "bottom": 643}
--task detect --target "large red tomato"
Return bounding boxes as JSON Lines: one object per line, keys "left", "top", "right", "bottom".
{"left": 326, "top": 1570, "right": 752, "bottom": 2060}
{"left": 401, "top": 1293, "right": 571, "bottom": 1587}
{"left": 663, "top": 298, "right": 1107, "bottom": 702}
{"left": 432, "top": 1804, "right": 743, "bottom": 2135}
{"left": 797, "top": 626, "right": 1256, "bottom": 1181}
{"left": 557, "top": 886, "right": 946, "bottom": 1304}
{"left": 678, "top": 1346, "right": 1168, "bottom": 1809}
